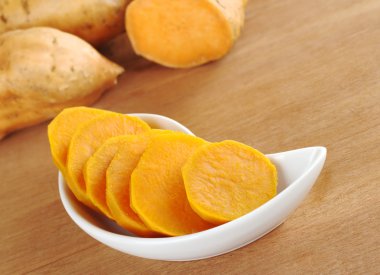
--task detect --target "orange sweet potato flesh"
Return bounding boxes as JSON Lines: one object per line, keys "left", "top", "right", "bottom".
{"left": 48, "top": 107, "right": 109, "bottom": 173}
{"left": 106, "top": 129, "right": 179, "bottom": 236}
{"left": 182, "top": 140, "right": 277, "bottom": 225}
{"left": 48, "top": 107, "right": 110, "bottom": 209}
{"left": 130, "top": 133, "right": 215, "bottom": 236}
{"left": 126, "top": 0, "right": 246, "bottom": 68}
{"left": 106, "top": 134, "right": 158, "bottom": 236}
{"left": 84, "top": 136, "right": 132, "bottom": 219}
{"left": 67, "top": 113, "right": 150, "bottom": 209}
{"left": 84, "top": 130, "right": 169, "bottom": 220}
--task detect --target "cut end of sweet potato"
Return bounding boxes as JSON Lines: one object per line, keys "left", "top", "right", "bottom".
{"left": 126, "top": 0, "right": 234, "bottom": 68}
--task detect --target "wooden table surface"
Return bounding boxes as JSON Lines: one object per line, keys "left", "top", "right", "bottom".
{"left": 1, "top": 0, "right": 379, "bottom": 273}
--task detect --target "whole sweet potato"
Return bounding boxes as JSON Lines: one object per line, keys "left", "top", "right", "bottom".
{"left": 0, "top": 27, "right": 124, "bottom": 139}
{"left": 0, "top": 0, "right": 131, "bottom": 45}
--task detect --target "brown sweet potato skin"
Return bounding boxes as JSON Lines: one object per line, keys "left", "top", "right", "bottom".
{"left": 0, "top": 27, "right": 124, "bottom": 139}
{"left": 0, "top": 0, "right": 131, "bottom": 45}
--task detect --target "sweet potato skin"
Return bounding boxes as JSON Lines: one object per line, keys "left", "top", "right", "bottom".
{"left": 0, "top": 0, "right": 131, "bottom": 45}
{"left": 0, "top": 27, "right": 124, "bottom": 139}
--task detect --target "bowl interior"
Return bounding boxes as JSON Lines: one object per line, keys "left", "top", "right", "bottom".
{"left": 268, "top": 146, "right": 324, "bottom": 194}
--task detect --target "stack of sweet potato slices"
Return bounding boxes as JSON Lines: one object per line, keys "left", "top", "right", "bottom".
{"left": 48, "top": 107, "right": 277, "bottom": 237}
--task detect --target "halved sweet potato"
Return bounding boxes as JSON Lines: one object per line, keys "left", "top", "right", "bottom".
{"left": 126, "top": 0, "right": 246, "bottom": 68}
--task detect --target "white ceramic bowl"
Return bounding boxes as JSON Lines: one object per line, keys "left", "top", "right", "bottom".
{"left": 59, "top": 113, "right": 327, "bottom": 261}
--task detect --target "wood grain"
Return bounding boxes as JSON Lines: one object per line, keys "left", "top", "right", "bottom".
{"left": 1, "top": 0, "right": 379, "bottom": 273}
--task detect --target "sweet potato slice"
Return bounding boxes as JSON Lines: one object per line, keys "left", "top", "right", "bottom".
{"left": 48, "top": 107, "right": 110, "bottom": 208}
{"left": 67, "top": 113, "right": 150, "bottom": 208}
{"left": 182, "top": 140, "right": 277, "bottom": 225}
{"left": 126, "top": 0, "right": 246, "bottom": 68}
{"left": 130, "top": 133, "right": 215, "bottom": 236}
{"left": 84, "top": 130, "right": 169, "bottom": 220}
{"left": 48, "top": 107, "right": 109, "bottom": 172}
{"left": 106, "top": 129, "right": 179, "bottom": 236}
{"left": 106, "top": 134, "right": 157, "bottom": 236}
{"left": 84, "top": 136, "right": 133, "bottom": 219}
